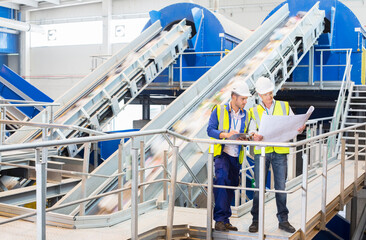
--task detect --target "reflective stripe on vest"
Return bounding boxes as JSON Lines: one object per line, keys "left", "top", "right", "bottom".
{"left": 211, "top": 104, "right": 250, "bottom": 164}
{"left": 251, "top": 101, "right": 290, "bottom": 154}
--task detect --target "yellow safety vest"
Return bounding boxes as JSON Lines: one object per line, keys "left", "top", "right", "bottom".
{"left": 250, "top": 101, "right": 290, "bottom": 155}
{"left": 211, "top": 104, "right": 251, "bottom": 164}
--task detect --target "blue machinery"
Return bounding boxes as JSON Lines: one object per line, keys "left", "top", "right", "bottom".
{"left": 0, "top": 0, "right": 365, "bottom": 238}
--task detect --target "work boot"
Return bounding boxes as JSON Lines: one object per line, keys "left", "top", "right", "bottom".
{"left": 214, "top": 221, "right": 228, "bottom": 231}
{"left": 225, "top": 223, "right": 238, "bottom": 231}
{"left": 248, "top": 221, "right": 258, "bottom": 233}
{"left": 279, "top": 221, "right": 296, "bottom": 233}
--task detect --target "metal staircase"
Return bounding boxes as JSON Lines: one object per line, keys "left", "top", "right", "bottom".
{"left": 343, "top": 85, "right": 366, "bottom": 160}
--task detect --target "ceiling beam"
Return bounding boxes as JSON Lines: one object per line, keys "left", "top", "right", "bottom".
{"left": 0, "top": 2, "right": 20, "bottom": 10}
{"left": 35, "top": 0, "right": 60, "bottom": 5}
{"left": 2, "top": 0, "right": 38, "bottom": 7}
{"left": 23, "top": 0, "right": 101, "bottom": 11}
{"left": 0, "top": 17, "right": 44, "bottom": 33}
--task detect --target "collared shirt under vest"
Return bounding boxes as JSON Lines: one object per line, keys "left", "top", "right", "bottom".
{"left": 209, "top": 103, "right": 251, "bottom": 164}
{"left": 250, "top": 100, "right": 290, "bottom": 154}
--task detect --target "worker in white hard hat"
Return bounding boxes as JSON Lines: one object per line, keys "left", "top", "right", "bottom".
{"left": 207, "top": 78, "right": 252, "bottom": 232}
{"left": 248, "top": 76, "right": 305, "bottom": 234}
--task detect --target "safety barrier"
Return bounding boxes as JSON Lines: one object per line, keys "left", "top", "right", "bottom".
{"left": 0, "top": 118, "right": 365, "bottom": 239}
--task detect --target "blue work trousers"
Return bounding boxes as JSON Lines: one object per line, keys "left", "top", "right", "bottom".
{"left": 250, "top": 152, "right": 289, "bottom": 223}
{"left": 213, "top": 152, "right": 240, "bottom": 223}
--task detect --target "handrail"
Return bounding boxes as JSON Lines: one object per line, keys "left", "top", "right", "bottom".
{"left": 1, "top": 122, "right": 366, "bottom": 152}
{"left": 333, "top": 49, "right": 354, "bottom": 158}
{"left": 0, "top": 119, "right": 106, "bottom": 136}
{"left": 326, "top": 48, "right": 353, "bottom": 158}
{"left": 0, "top": 119, "right": 365, "bottom": 239}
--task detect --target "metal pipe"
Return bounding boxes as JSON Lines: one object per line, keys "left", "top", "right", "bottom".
{"left": 179, "top": 54, "right": 183, "bottom": 89}
{"left": 241, "top": 150, "right": 247, "bottom": 203}
{"left": 351, "top": 133, "right": 359, "bottom": 237}
{"left": 168, "top": 64, "right": 173, "bottom": 86}
{"left": 0, "top": 119, "right": 106, "bottom": 136}
{"left": 0, "top": 129, "right": 167, "bottom": 152}
{"left": 131, "top": 148, "right": 139, "bottom": 240}
{"left": 318, "top": 133, "right": 322, "bottom": 165}
{"left": 0, "top": 103, "right": 59, "bottom": 107}
{"left": 355, "top": 133, "right": 359, "bottom": 193}
{"left": 0, "top": 161, "right": 125, "bottom": 179}
{"left": 162, "top": 134, "right": 207, "bottom": 197}
{"left": 0, "top": 107, "right": 4, "bottom": 172}
{"left": 308, "top": 46, "right": 314, "bottom": 85}
{"left": 118, "top": 140, "right": 124, "bottom": 211}
{"left": 35, "top": 148, "right": 46, "bottom": 240}
{"left": 340, "top": 139, "right": 345, "bottom": 208}
{"left": 235, "top": 189, "right": 240, "bottom": 207}
{"left": 79, "top": 142, "right": 91, "bottom": 216}
{"left": 1, "top": 121, "right": 366, "bottom": 154}
{"left": 258, "top": 147, "right": 266, "bottom": 240}
{"left": 321, "top": 143, "right": 327, "bottom": 230}
{"left": 320, "top": 50, "right": 323, "bottom": 89}
{"left": 0, "top": 179, "right": 167, "bottom": 226}
{"left": 206, "top": 151, "right": 213, "bottom": 240}
{"left": 188, "top": 185, "right": 192, "bottom": 208}
{"left": 140, "top": 140, "right": 145, "bottom": 203}
{"left": 37, "top": 111, "right": 48, "bottom": 240}
{"left": 0, "top": 17, "right": 44, "bottom": 33}
{"left": 167, "top": 146, "right": 178, "bottom": 240}
{"left": 49, "top": 106, "right": 54, "bottom": 141}
{"left": 364, "top": 125, "right": 366, "bottom": 186}
{"left": 301, "top": 153, "right": 308, "bottom": 239}
{"left": 0, "top": 99, "right": 55, "bottom": 104}
{"left": 163, "top": 150, "right": 168, "bottom": 201}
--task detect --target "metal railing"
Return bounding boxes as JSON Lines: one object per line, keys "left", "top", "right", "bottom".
{"left": 0, "top": 101, "right": 60, "bottom": 172}
{"left": 328, "top": 48, "right": 353, "bottom": 159}
{"left": 0, "top": 119, "right": 365, "bottom": 239}
{"left": 174, "top": 51, "right": 227, "bottom": 89}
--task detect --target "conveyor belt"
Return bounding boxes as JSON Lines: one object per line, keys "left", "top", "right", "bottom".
{"left": 5, "top": 19, "right": 192, "bottom": 158}
{"left": 51, "top": 3, "right": 325, "bottom": 216}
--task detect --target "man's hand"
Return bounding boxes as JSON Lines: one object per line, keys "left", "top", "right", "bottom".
{"left": 297, "top": 125, "right": 306, "bottom": 133}
{"left": 226, "top": 130, "right": 238, "bottom": 138}
{"left": 252, "top": 133, "right": 263, "bottom": 141}
{"left": 220, "top": 130, "right": 238, "bottom": 139}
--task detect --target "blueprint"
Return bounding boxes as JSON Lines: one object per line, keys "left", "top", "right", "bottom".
{"left": 258, "top": 106, "right": 314, "bottom": 142}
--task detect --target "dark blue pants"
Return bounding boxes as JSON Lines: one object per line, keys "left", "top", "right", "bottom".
{"left": 250, "top": 152, "right": 289, "bottom": 223}
{"left": 213, "top": 152, "right": 240, "bottom": 223}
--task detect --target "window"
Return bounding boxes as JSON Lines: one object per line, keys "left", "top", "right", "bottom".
{"left": 111, "top": 18, "right": 149, "bottom": 43}
{"left": 31, "top": 21, "right": 102, "bottom": 47}
{"left": 30, "top": 17, "right": 149, "bottom": 47}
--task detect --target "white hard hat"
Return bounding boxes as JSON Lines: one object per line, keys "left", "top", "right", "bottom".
{"left": 255, "top": 76, "right": 274, "bottom": 94}
{"left": 231, "top": 80, "right": 251, "bottom": 97}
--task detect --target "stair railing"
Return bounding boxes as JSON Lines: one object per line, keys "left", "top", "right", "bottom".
{"left": 328, "top": 48, "right": 353, "bottom": 159}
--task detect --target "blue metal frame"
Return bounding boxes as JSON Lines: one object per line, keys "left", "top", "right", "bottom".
{"left": 143, "top": 3, "right": 243, "bottom": 84}
{"left": 0, "top": 65, "right": 53, "bottom": 118}
{"left": 266, "top": 0, "right": 366, "bottom": 85}
{"left": 0, "top": 7, "right": 19, "bottom": 55}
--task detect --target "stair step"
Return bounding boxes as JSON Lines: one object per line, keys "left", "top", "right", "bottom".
{"left": 346, "top": 129, "right": 366, "bottom": 132}
{"left": 346, "top": 116, "right": 366, "bottom": 119}
{"left": 348, "top": 109, "right": 366, "bottom": 112}
{"left": 342, "top": 137, "right": 366, "bottom": 140}
{"left": 345, "top": 144, "right": 366, "bottom": 147}
{"left": 349, "top": 103, "right": 366, "bottom": 105}
{"left": 345, "top": 151, "right": 366, "bottom": 156}
{"left": 350, "top": 96, "right": 366, "bottom": 99}
{"left": 345, "top": 151, "right": 366, "bottom": 157}
{"left": 343, "top": 122, "right": 366, "bottom": 126}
